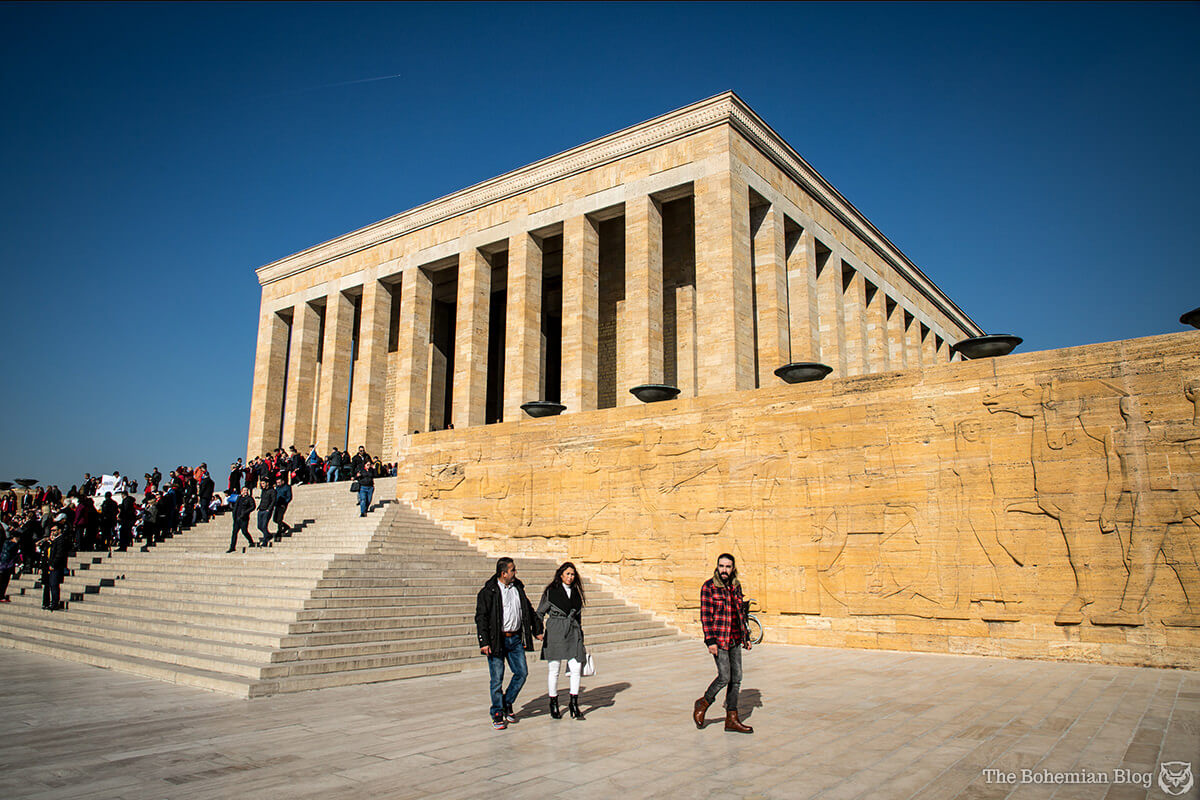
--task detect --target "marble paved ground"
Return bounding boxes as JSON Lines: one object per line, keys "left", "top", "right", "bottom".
{"left": 1, "top": 641, "right": 1197, "bottom": 800}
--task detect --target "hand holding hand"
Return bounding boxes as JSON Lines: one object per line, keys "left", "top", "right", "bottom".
{"left": 480, "top": 645, "right": 491, "bottom": 655}
{"left": 707, "top": 644, "right": 718, "bottom": 656}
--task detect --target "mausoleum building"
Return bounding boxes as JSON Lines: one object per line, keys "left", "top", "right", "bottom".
{"left": 247, "top": 92, "right": 982, "bottom": 459}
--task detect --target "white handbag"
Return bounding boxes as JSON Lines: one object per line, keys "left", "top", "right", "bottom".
{"left": 582, "top": 653, "right": 596, "bottom": 677}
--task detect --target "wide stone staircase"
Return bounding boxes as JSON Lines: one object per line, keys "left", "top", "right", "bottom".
{"left": 0, "top": 479, "right": 681, "bottom": 696}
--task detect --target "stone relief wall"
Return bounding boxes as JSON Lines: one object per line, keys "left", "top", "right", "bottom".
{"left": 395, "top": 331, "right": 1200, "bottom": 668}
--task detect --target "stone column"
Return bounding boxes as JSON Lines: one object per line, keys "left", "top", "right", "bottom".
{"left": 452, "top": 247, "right": 491, "bottom": 427}
{"left": 675, "top": 285, "right": 696, "bottom": 398}
{"left": 619, "top": 195, "right": 664, "bottom": 404}
{"left": 752, "top": 204, "right": 789, "bottom": 384}
{"left": 817, "top": 252, "right": 845, "bottom": 377}
{"left": 904, "top": 315, "right": 923, "bottom": 368}
{"left": 886, "top": 297, "right": 907, "bottom": 370}
{"left": 787, "top": 228, "right": 818, "bottom": 362}
{"left": 246, "top": 306, "right": 290, "bottom": 458}
{"left": 922, "top": 324, "right": 937, "bottom": 365}
{"left": 694, "top": 171, "right": 754, "bottom": 394}
{"left": 865, "top": 284, "right": 889, "bottom": 373}
{"left": 349, "top": 277, "right": 390, "bottom": 456}
{"left": 561, "top": 214, "right": 599, "bottom": 413}
{"left": 394, "top": 265, "right": 432, "bottom": 441}
{"left": 841, "top": 266, "right": 867, "bottom": 376}
{"left": 280, "top": 300, "right": 320, "bottom": 449}
{"left": 504, "top": 231, "right": 542, "bottom": 421}
{"left": 314, "top": 289, "right": 355, "bottom": 452}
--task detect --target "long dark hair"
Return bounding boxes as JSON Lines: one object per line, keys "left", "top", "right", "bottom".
{"left": 547, "top": 561, "right": 585, "bottom": 606}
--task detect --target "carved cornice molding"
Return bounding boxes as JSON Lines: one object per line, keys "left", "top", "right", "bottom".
{"left": 256, "top": 91, "right": 980, "bottom": 336}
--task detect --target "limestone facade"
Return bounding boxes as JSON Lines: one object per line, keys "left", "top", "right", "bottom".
{"left": 247, "top": 92, "right": 980, "bottom": 458}
{"left": 396, "top": 331, "right": 1200, "bottom": 669}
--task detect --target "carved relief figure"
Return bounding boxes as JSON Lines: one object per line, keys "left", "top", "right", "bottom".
{"left": 951, "top": 417, "right": 1023, "bottom": 621}
{"left": 1092, "top": 389, "right": 1200, "bottom": 627}
{"left": 983, "top": 380, "right": 1125, "bottom": 624}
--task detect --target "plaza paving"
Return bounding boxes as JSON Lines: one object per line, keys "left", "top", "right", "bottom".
{"left": 1, "top": 640, "right": 1196, "bottom": 800}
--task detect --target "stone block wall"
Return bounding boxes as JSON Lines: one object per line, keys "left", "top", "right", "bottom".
{"left": 395, "top": 331, "right": 1200, "bottom": 668}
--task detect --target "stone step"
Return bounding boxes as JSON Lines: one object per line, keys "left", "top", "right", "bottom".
{"left": 282, "top": 615, "right": 667, "bottom": 648}
{"left": 0, "top": 611, "right": 280, "bottom": 658}
{"left": 0, "top": 631, "right": 256, "bottom": 697}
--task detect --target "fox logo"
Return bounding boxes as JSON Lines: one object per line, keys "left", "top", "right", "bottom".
{"left": 1158, "top": 762, "right": 1194, "bottom": 797}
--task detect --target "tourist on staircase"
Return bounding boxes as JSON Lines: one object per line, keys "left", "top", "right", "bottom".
{"left": 256, "top": 478, "right": 277, "bottom": 547}
{"left": 352, "top": 458, "right": 375, "bottom": 517}
{"left": 0, "top": 527, "right": 19, "bottom": 603}
{"left": 42, "top": 523, "right": 69, "bottom": 611}
{"left": 227, "top": 486, "right": 257, "bottom": 553}
{"left": 273, "top": 477, "right": 291, "bottom": 538}
{"left": 197, "top": 469, "right": 214, "bottom": 524}
{"left": 536, "top": 562, "right": 588, "bottom": 720}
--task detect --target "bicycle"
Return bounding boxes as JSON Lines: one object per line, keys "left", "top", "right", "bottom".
{"left": 743, "top": 598, "right": 764, "bottom": 645}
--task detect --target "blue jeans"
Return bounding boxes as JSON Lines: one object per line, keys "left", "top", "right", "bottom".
{"left": 487, "top": 633, "right": 528, "bottom": 718}
{"left": 358, "top": 486, "right": 374, "bottom": 515}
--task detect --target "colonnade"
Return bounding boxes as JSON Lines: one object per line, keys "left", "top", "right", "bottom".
{"left": 247, "top": 173, "right": 961, "bottom": 460}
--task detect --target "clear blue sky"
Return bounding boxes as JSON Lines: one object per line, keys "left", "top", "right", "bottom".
{"left": 2, "top": 2, "right": 1197, "bottom": 489}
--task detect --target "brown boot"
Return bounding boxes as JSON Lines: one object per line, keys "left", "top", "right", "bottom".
{"left": 724, "top": 708, "right": 753, "bottom": 733}
{"left": 693, "top": 697, "right": 710, "bottom": 729}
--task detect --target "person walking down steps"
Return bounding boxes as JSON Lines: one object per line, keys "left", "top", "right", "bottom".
{"left": 353, "top": 458, "right": 375, "bottom": 517}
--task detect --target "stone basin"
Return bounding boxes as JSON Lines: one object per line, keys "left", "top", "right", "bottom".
{"left": 1181, "top": 306, "right": 1200, "bottom": 329}
{"left": 629, "top": 384, "right": 681, "bottom": 403}
{"left": 950, "top": 334, "right": 1022, "bottom": 359}
{"left": 520, "top": 401, "right": 566, "bottom": 418}
{"left": 774, "top": 362, "right": 833, "bottom": 384}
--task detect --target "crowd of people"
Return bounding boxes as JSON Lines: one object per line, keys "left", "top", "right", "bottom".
{"left": 0, "top": 444, "right": 399, "bottom": 607}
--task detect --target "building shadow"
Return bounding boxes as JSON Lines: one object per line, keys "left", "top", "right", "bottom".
{"left": 519, "top": 681, "right": 632, "bottom": 718}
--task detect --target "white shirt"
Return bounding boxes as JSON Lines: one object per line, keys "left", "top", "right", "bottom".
{"left": 563, "top": 585, "right": 572, "bottom": 599}
{"left": 500, "top": 580, "right": 522, "bottom": 633}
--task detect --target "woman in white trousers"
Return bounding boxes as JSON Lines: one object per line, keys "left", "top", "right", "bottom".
{"left": 537, "top": 562, "right": 587, "bottom": 719}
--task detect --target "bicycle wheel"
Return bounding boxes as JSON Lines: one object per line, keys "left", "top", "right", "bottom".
{"left": 747, "top": 615, "right": 764, "bottom": 645}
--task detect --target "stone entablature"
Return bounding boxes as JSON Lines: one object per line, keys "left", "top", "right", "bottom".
{"left": 248, "top": 92, "right": 983, "bottom": 461}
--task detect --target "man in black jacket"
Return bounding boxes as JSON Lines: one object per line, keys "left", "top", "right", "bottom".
{"left": 44, "top": 523, "right": 69, "bottom": 611}
{"left": 256, "top": 478, "right": 277, "bottom": 546}
{"left": 198, "top": 470, "right": 215, "bottom": 523}
{"left": 228, "top": 487, "right": 257, "bottom": 553}
{"left": 475, "top": 557, "right": 543, "bottom": 730}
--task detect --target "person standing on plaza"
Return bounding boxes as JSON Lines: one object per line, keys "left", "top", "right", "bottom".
{"left": 536, "top": 562, "right": 588, "bottom": 720}
{"left": 693, "top": 553, "right": 754, "bottom": 733}
{"left": 476, "top": 557, "right": 543, "bottom": 730}
{"left": 228, "top": 486, "right": 257, "bottom": 552}
{"left": 353, "top": 457, "right": 375, "bottom": 517}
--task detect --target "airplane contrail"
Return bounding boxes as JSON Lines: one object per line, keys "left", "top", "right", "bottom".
{"left": 261, "top": 73, "right": 405, "bottom": 98}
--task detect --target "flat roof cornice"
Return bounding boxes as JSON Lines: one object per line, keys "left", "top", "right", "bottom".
{"left": 255, "top": 91, "right": 980, "bottom": 335}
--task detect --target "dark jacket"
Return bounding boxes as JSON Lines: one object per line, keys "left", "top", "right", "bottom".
{"left": 475, "top": 575, "right": 543, "bottom": 655}
{"left": 232, "top": 493, "right": 256, "bottom": 523}
{"left": 198, "top": 475, "right": 215, "bottom": 504}
{"left": 47, "top": 533, "right": 70, "bottom": 571}
{"left": 257, "top": 487, "right": 277, "bottom": 521}
{"left": 353, "top": 465, "right": 374, "bottom": 487}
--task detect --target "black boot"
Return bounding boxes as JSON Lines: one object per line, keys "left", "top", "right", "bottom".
{"left": 568, "top": 694, "right": 584, "bottom": 720}
{"left": 549, "top": 697, "right": 562, "bottom": 719}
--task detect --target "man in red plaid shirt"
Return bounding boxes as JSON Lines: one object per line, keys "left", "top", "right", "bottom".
{"left": 693, "top": 553, "right": 753, "bottom": 733}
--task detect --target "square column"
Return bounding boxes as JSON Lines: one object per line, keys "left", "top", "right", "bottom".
{"left": 281, "top": 300, "right": 320, "bottom": 449}
{"left": 753, "top": 204, "right": 789, "bottom": 385}
{"left": 886, "top": 297, "right": 907, "bottom": 370}
{"left": 865, "top": 284, "right": 889, "bottom": 373}
{"left": 394, "top": 265, "right": 433, "bottom": 442}
{"left": 315, "top": 289, "right": 354, "bottom": 452}
{"left": 619, "top": 195, "right": 664, "bottom": 404}
{"left": 694, "top": 171, "right": 754, "bottom": 395}
{"left": 561, "top": 214, "right": 599, "bottom": 413}
{"left": 349, "top": 278, "right": 390, "bottom": 456}
{"left": 905, "top": 313, "right": 923, "bottom": 368}
{"left": 841, "top": 266, "right": 867, "bottom": 376}
{"left": 504, "top": 231, "right": 542, "bottom": 421}
{"left": 816, "top": 249, "right": 845, "bottom": 377}
{"left": 452, "top": 247, "right": 491, "bottom": 427}
{"left": 786, "top": 228, "right": 818, "bottom": 362}
{"left": 247, "top": 306, "right": 290, "bottom": 458}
